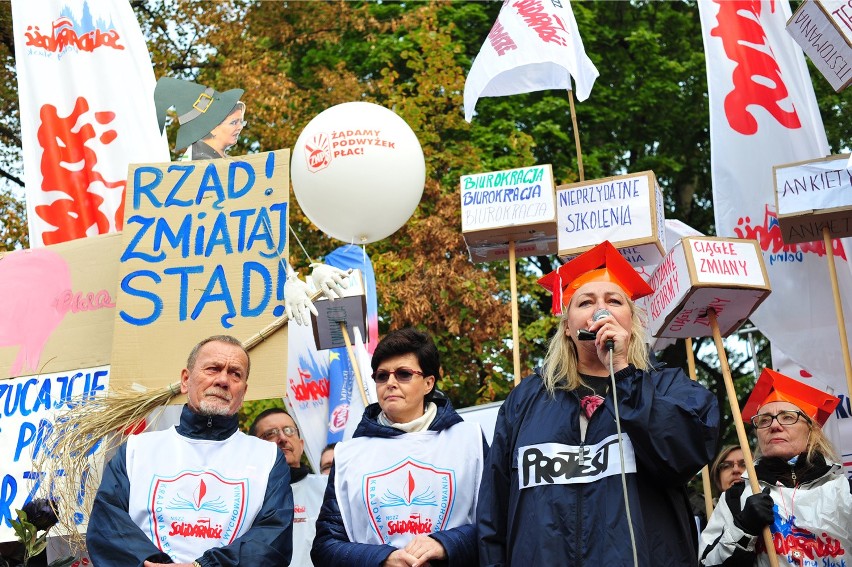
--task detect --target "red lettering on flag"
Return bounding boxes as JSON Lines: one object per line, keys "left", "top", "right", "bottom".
{"left": 511, "top": 0, "right": 569, "bottom": 46}
{"left": 711, "top": 0, "right": 801, "bottom": 135}
{"left": 488, "top": 20, "right": 518, "bottom": 56}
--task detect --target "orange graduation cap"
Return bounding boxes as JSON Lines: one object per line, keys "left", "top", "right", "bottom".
{"left": 742, "top": 368, "right": 840, "bottom": 427}
{"left": 538, "top": 240, "right": 653, "bottom": 315}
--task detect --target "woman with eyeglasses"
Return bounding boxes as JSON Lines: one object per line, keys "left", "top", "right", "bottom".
{"left": 699, "top": 369, "right": 851, "bottom": 566}
{"left": 191, "top": 102, "right": 246, "bottom": 160}
{"left": 312, "top": 327, "right": 486, "bottom": 567}
{"left": 710, "top": 445, "right": 747, "bottom": 496}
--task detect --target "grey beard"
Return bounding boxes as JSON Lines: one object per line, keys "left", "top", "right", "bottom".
{"left": 198, "top": 398, "right": 234, "bottom": 416}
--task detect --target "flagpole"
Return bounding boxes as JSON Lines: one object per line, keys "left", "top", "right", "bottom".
{"left": 509, "top": 240, "right": 522, "bottom": 385}
{"left": 822, "top": 227, "right": 852, "bottom": 398}
{"left": 685, "top": 337, "right": 714, "bottom": 520}
{"left": 340, "top": 322, "right": 369, "bottom": 407}
{"left": 567, "top": 88, "right": 585, "bottom": 181}
{"left": 708, "top": 309, "right": 779, "bottom": 567}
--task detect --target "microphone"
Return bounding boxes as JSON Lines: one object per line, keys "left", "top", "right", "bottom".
{"left": 577, "top": 308, "right": 615, "bottom": 350}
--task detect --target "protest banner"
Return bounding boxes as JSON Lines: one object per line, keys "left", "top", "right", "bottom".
{"left": 786, "top": 0, "right": 852, "bottom": 92}
{"left": 0, "top": 233, "right": 121, "bottom": 379}
{"left": 646, "top": 237, "right": 771, "bottom": 339}
{"left": 773, "top": 153, "right": 852, "bottom": 244}
{"left": 0, "top": 367, "right": 109, "bottom": 542}
{"left": 556, "top": 171, "right": 666, "bottom": 268}
{"left": 110, "top": 150, "right": 290, "bottom": 401}
{"left": 460, "top": 164, "right": 558, "bottom": 263}
{"left": 12, "top": 0, "right": 169, "bottom": 246}
{"left": 699, "top": 0, "right": 852, "bottom": 482}
{"left": 461, "top": 163, "right": 558, "bottom": 382}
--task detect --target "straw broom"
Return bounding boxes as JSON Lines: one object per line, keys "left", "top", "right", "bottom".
{"left": 37, "top": 288, "right": 326, "bottom": 553}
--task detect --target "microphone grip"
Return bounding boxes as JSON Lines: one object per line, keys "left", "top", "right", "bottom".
{"left": 605, "top": 338, "right": 615, "bottom": 351}
{"left": 577, "top": 329, "right": 596, "bottom": 341}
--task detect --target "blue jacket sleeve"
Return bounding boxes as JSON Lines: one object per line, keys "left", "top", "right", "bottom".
{"left": 198, "top": 451, "right": 293, "bottom": 567}
{"left": 311, "top": 466, "right": 396, "bottom": 567}
{"left": 86, "top": 444, "right": 173, "bottom": 567}
{"left": 476, "top": 402, "right": 511, "bottom": 567}
{"left": 615, "top": 365, "right": 719, "bottom": 485}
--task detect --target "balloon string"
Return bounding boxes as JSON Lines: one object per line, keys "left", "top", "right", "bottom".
{"left": 287, "top": 224, "right": 315, "bottom": 265}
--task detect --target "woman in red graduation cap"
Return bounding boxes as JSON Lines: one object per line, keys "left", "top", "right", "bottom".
{"left": 477, "top": 240, "right": 719, "bottom": 567}
{"left": 700, "top": 369, "right": 851, "bottom": 567}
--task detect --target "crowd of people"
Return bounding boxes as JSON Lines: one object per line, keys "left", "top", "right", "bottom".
{"left": 78, "top": 80, "right": 851, "bottom": 566}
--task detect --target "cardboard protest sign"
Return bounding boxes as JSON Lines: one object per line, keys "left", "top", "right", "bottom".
{"left": 0, "top": 367, "right": 109, "bottom": 542}
{"left": 556, "top": 171, "right": 666, "bottom": 267}
{"left": 773, "top": 153, "right": 852, "bottom": 244}
{"left": 0, "top": 232, "right": 121, "bottom": 379}
{"left": 460, "top": 164, "right": 557, "bottom": 263}
{"left": 646, "top": 237, "right": 771, "bottom": 338}
{"left": 786, "top": 0, "right": 852, "bottom": 92}
{"left": 110, "top": 150, "right": 290, "bottom": 401}
{"left": 312, "top": 270, "right": 367, "bottom": 351}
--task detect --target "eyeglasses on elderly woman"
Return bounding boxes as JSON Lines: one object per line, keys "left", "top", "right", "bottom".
{"left": 371, "top": 368, "right": 424, "bottom": 384}
{"left": 750, "top": 409, "right": 811, "bottom": 429}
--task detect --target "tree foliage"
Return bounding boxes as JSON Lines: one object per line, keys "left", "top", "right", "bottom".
{"left": 0, "top": 1, "right": 848, "bottom": 449}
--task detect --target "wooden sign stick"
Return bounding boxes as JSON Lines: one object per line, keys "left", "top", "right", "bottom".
{"left": 566, "top": 89, "right": 585, "bottom": 182}
{"left": 685, "top": 337, "right": 714, "bottom": 520}
{"left": 340, "top": 321, "right": 369, "bottom": 407}
{"left": 708, "top": 309, "right": 779, "bottom": 567}
{"left": 822, "top": 227, "right": 852, "bottom": 399}
{"left": 509, "top": 240, "right": 522, "bottom": 386}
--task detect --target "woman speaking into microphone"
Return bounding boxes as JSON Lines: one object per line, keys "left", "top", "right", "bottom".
{"left": 477, "top": 240, "right": 719, "bottom": 566}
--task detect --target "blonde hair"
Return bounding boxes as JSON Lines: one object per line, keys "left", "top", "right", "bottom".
{"left": 754, "top": 416, "right": 839, "bottom": 463}
{"left": 542, "top": 295, "right": 650, "bottom": 396}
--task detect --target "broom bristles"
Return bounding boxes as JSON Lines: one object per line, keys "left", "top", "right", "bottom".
{"left": 35, "top": 382, "right": 181, "bottom": 553}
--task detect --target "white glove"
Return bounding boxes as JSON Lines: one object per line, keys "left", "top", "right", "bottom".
{"left": 310, "top": 263, "right": 350, "bottom": 300}
{"left": 284, "top": 272, "right": 317, "bottom": 326}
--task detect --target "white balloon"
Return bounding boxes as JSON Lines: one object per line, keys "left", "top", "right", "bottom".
{"left": 291, "top": 102, "right": 425, "bottom": 244}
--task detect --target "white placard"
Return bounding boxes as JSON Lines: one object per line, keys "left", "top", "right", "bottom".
{"left": 690, "top": 239, "right": 768, "bottom": 287}
{"left": 775, "top": 154, "right": 852, "bottom": 215}
{"left": 646, "top": 238, "right": 771, "bottom": 339}
{"left": 460, "top": 164, "right": 556, "bottom": 232}
{"left": 0, "top": 367, "right": 109, "bottom": 542}
{"left": 786, "top": 0, "right": 852, "bottom": 92}
{"left": 556, "top": 171, "right": 665, "bottom": 267}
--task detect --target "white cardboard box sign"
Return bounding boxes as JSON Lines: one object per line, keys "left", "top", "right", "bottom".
{"left": 460, "top": 164, "right": 557, "bottom": 262}
{"left": 556, "top": 170, "right": 666, "bottom": 268}
{"left": 786, "top": 0, "right": 852, "bottom": 92}
{"left": 646, "top": 237, "right": 771, "bottom": 338}
{"left": 773, "top": 153, "right": 852, "bottom": 244}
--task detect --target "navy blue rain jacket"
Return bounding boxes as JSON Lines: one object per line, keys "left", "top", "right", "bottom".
{"left": 86, "top": 405, "right": 293, "bottom": 567}
{"left": 477, "top": 364, "right": 719, "bottom": 567}
{"left": 311, "top": 395, "right": 487, "bottom": 567}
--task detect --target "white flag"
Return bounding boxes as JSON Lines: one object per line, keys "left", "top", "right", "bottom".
{"left": 463, "top": 0, "right": 599, "bottom": 122}
{"left": 12, "top": 0, "right": 169, "bottom": 246}
{"left": 699, "top": 0, "right": 852, "bottom": 457}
